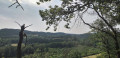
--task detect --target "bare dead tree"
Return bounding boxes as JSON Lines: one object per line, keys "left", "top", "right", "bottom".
{"left": 15, "top": 21, "right": 32, "bottom": 58}
{"left": 9, "top": 0, "right": 24, "bottom": 10}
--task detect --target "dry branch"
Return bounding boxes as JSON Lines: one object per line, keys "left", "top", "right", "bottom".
{"left": 9, "top": 0, "right": 24, "bottom": 10}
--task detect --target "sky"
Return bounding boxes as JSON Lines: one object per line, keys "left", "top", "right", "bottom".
{"left": 0, "top": 0, "right": 97, "bottom": 34}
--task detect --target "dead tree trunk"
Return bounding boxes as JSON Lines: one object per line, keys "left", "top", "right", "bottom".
{"left": 17, "top": 31, "right": 24, "bottom": 58}
{"left": 17, "top": 24, "right": 25, "bottom": 58}
{"left": 16, "top": 23, "right": 32, "bottom": 58}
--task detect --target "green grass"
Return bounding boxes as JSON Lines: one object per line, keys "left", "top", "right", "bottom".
{"left": 83, "top": 54, "right": 100, "bottom": 58}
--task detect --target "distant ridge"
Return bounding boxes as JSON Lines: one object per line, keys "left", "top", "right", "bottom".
{"left": 0, "top": 28, "right": 91, "bottom": 38}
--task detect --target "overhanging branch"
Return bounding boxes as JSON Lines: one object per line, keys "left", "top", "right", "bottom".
{"left": 92, "top": 4, "right": 116, "bottom": 35}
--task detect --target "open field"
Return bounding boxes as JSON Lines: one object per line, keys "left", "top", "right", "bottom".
{"left": 11, "top": 43, "right": 25, "bottom": 47}
{"left": 83, "top": 54, "right": 100, "bottom": 58}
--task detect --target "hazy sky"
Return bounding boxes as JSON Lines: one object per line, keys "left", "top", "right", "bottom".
{"left": 0, "top": 0, "right": 97, "bottom": 34}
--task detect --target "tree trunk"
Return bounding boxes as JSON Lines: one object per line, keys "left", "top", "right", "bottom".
{"left": 106, "top": 50, "right": 111, "bottom": 58}
{"left": 117, "top": 51, "right": 120, "bottom": 58}
{"left": 115, "top": 40, "right": 120, "bottom": 58}
{"left": 114, "top": 36, "right": 120, "bottom": 58}
{"left": 17, "top": 31, "right": 23, "bottom": 58}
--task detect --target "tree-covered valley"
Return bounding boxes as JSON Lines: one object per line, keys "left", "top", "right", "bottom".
{"left": 0, "top": 29, "right": 100, "bottom": 58}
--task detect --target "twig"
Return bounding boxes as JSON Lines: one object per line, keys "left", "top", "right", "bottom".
{"left": 15, "top": 21, "right": 21, "bottom": 27}
{"left": 25, "top": 24, "right": 33, "bottom": 28}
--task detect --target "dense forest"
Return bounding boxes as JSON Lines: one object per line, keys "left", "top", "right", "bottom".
{"left": 0, "top": 29, "right": 100, "bottom": 58}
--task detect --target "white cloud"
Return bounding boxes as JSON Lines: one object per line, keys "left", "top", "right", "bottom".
{"left": 21, "top": 0, "right": 38, "bottom": 4}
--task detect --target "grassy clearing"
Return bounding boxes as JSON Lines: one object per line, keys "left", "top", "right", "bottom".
{"left": 11, "top": 44, "right": 17, "bottom": 46}
{"left": 82, "top": 54, "right": 100, "bottom": 58}
{"left": 11, "top": 43, "right": 25, "bottom": 47}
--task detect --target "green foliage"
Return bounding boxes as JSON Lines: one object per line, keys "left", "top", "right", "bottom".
{"left": 0, "top": 46, "right": 16, "bottom": 58}
{"left": 91, "top": 32, "right": 117, "bottom": 58}
{"left": 39, "top": 5, "right": 74, "bottom": 30}
{"left": 36, "top": 2, "right": 40, "bottom": 5}
{"left": 68, "top": 50, "right": 82, "bottom": 58}
{"left": 23, "top": 45, "right": 34, "bottom": 55}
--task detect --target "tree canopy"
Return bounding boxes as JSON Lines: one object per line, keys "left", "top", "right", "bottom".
{"left": 37, "top": 0, "right": 120, "bottom": 31}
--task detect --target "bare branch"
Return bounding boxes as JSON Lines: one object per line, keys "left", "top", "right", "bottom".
{"left": 8, "top": 2, "right": 16, "bottom": 7}
{"left": 25, "top": 24, "right": 33, "bottom": 28}
{"left": 70, "top": 13, "right": 79, "bottom": 30}
{"left": 9, "top": 0, "right": 24, "bottom": 10}
{"left": 15, "top": 21, "right": 21, "bottom": 27}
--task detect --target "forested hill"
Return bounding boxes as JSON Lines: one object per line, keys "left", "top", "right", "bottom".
{"left": 0, "top": 28, "right": 91, "bottom": 38}
{"left": 0, "top": 29, "right": 99, "bottom": 58}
